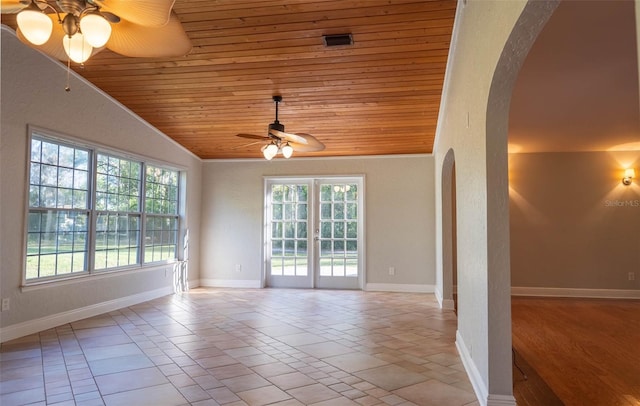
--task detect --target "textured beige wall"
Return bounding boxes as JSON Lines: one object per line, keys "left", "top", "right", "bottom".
{"left": 0, "top": 27, "right": 202, "bottom": 331}
{"left": 433, "top": 1, "right": 558, "bottom": 403}
{"left": 510, "top": 151, "right": 640, "bottom": 290}
{"left": 200, "top": 156, "right": 435, "bottom": 288}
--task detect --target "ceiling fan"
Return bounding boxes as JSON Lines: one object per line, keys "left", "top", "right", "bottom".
{"left": 1, "top": 0, "right": 191, "bottom": 64}
{"left": 236, "top": 96, "right": 325, "bottom": 160}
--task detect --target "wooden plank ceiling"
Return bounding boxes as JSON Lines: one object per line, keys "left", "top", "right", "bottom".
{"left": 3, "top": 0, "right": 457, "bottom": 159}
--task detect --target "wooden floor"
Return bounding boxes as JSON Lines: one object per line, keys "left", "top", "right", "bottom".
{"left": 512, "top": 346, "right": 564, "bottom": 406}
{"left": 511, "top": 297, "right": 640, "bottom": 406}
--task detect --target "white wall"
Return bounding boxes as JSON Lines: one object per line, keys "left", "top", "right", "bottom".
{"left": 200, "top": 156, "right": 435, "bottom": 291}
{"left": 0, "top": 27, "right": 202, "bottom": 341}
{"left": 433, "top": 1, "right": 558, "bottom": 405}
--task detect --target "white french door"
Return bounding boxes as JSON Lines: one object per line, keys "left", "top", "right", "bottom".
{"left": 264, "top": 177, "right": 364, "bottom": 289}
{"left": 314, "top": 179, "right": 362, "bottom": 289}
{"left": 265, "top": 179, "right": 313, "bottom": 288}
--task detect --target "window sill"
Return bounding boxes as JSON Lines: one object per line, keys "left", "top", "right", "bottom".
{"left": 21, "top": 260, "right": 176, "bottom": 292}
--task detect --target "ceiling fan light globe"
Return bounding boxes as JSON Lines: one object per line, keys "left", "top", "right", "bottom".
{"left": 80, "top": 14, "right": 111, "bottom": 48}
{"left": 63, "top": 32, "right": 93, "bottom": 63}
{"left": 282, "top": 143, "right": 293, "bottom": 158}
{"left": 263, "top": 143, "right": 278, "bottom": 160}
{"left": 17, "top": 8, "right": 53, "bottom": 45}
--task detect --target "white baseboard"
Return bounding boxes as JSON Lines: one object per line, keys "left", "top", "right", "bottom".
{"left": 435, "top": 286, "right": 444, "bottom": 306}
{"left": 441, "top": 298, "right": 456, "bottom": 310}
{"left": 512, "top": 286, "right": 640, "bottom": 299}
{"left": 434, "top": 286, "right": 456, "bottom": 310}
{"left": 0, "top": 286, "right": 173, "bottom": 343}
{"left": 455, "top": 331, "right": 537, "bottom": 406}
{"left": 456, "top": 331, "right": 487, "bottom": 406}
{"left": 487, "top": 394, "right": 517, "bottom": 406}
{"left": 364, "top": 283, "right": 434, "bottom": 293}
{"left": 199, "top": 279, "right": 262, "bottom": 289}
{"left": 196, "top": 280, "right": 433, "bottom": 292}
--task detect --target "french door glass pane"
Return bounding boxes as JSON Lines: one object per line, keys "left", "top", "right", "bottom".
{"left": 269, "top": 183, "right": 309, "bottom": 277}
{"left": 272, "top": 222, "right": 282, "bottom": 238}
{"left": 346, "top": 258, "right": 358, "bottom": 277}
{"left": 318, "top": 183, "right": 358, "bottom": 277}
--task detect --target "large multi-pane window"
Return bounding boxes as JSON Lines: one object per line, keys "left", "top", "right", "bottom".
{"left": 25, "top": 133, "right": 181, "bottom": 282}
{"left": 144, "top": 165, "right": 179, "bottom": 263}
{"left": 94, "top": 154, "right": 142, "bottom": 269}
{"left": 27, "top": 139, "right": 90, "bottom": 279}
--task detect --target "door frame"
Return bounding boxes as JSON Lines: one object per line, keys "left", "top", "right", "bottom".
{"left": 262, "top": 175, "right": 366, "bottom": 290}
{"left": 263, "top": 177, "right": 315, "bottom": 288}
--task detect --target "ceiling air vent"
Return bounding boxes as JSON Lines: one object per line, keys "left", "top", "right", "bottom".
{"left": 323, "top": 34, "right": 353, "bottom": 47}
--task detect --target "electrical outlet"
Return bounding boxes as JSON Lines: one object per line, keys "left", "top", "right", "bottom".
{"left": 235, "top": 264, "right": 242, "bottom": 273}
{"left": 1, "top": 298, "right": 10, "bottom": 312}
{"left": 388, "top": 267, "right": 395, "bottom": 276}
{"left": 629, "top": 272, "right": 635, "bottom": 281}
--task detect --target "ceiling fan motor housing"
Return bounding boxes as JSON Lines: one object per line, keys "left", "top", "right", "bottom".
{"left": 269, "top": 122, "right": 285, "bottom": 133}
{"left": 57, "top": 0, "right": 86, "bottom": 15}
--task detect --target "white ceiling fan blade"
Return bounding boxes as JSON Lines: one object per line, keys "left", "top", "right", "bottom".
{"left": 95, "top": 0, "right": 175, "bottom": 27}
{"left": 17, "top": 14, "right": 104, "bottom": 61}
{"left": 106, "top": 12, "right": 191, "bottom": 57}
{"left": 1, "top": 0, "right": 28, "bottom": 13}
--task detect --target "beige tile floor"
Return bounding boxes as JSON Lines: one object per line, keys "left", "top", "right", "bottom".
{"left": 0, "top": 288, "right": 479, "bottom": 406}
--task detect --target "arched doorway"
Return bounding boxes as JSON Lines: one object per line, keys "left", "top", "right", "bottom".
{"left": 484, "top": 1, "right": 560, "bottom": 402}
{"left": 433, "top": 1, "right": 560, "bottom": 403}
{"left": 507, "top": 1, "right": 640, "bottom": 404}
{"left": 440, "top": 148, "right": 457, "bottom": 312}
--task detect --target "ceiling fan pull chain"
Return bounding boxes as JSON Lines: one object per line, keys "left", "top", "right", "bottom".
{"left": 65, "top": 58, "right": 71, "bottom": 92}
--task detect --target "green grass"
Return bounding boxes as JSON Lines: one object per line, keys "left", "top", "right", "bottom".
{"left": 26, "top": 243, "right": 176, "bottom": 280}
{"left": 270, "top": 256, "right": 358, "bottom": 277}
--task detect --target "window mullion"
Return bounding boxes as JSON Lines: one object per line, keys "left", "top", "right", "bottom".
{"left": 176, "top": 173, "right": 182, "bottom": 261}
{"left": 136, "top": 164, "right": 144, "bottom": 266}
{"left": 88, "top": 148, "right": 97, "bottom": 273}
{"left": 140, "top": 162, "right": 147, "bottom": 265}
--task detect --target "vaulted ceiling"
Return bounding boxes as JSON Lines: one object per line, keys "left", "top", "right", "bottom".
{"left": 2, "top": 0, "right": 457, "bottom": 159}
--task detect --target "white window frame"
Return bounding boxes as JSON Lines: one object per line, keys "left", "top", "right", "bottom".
{"left": 23, "top": 127, "right": 183, "bottom": 286}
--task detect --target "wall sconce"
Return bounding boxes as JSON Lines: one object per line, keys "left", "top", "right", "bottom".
{"left": 622, "top": 168, "right": 636, "bottom": 185}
